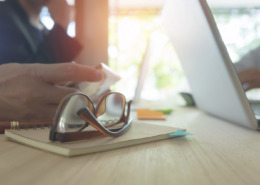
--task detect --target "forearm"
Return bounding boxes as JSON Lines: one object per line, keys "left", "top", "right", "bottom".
{"left": 39, "top": 24, "right": 82, "bottom": 63}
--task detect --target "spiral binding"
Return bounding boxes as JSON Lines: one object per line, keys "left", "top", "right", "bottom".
{"left": 0, "top": 121, "right": 50, "bottom": 134}
{"left": 10, "top": 121, "right": 19, "bottom": 130}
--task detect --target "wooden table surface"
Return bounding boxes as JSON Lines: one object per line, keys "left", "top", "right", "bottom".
{"left": 1, "top": 107, "right": 260, "bottom": 185}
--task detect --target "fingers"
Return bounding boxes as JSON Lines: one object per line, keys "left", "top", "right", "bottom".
{"left": 37, "top": 104, "right": 58, "bottom": 121}
{"left": 22, "top": 104, "right": 58, "bottom": 121}
{"left": 243, "top": 82, "right": 260, "bottom": 91}
{"left": 0, "top": 63, "right": 103, "bottom": 121}
{"left": 238, "top": 69, "right": 250, "bottom": 84}
{"left": 5, "top": 74, "right": 78, "bottom": 105}
{"left": 238, "top": 67, "right": 260, "bottom": 91}
{"left": 238, "top": 68, "right": 260, "bottom": 83}
{"left": 40, "top": 85, "right": 78, "bottom": 104}
{"left": 31, "top": 63, "right": 103, "bottom": 84}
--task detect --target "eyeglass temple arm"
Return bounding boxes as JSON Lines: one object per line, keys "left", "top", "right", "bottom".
{"left": 77, "top": 102, "right": 132, "bottom": 137}
{"left": 124, "top": 100, "right": 132, "bottom": 122}
{"left": 77, "top": 108, "right": 114, "bottom": 136}
{"left": 52, "top": 125, "right": 130, "bottom": 142}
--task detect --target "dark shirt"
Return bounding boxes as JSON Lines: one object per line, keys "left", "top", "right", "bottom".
{"left": 0, "top": 0, "right": 82, "bottom": 64}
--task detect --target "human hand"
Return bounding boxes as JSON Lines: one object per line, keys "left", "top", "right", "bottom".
{"left": 237, "top": 67, "right": 260, "bottom": 91}
{"left": 0, "top": 63, "right": 103, "bottom": 121}
{"left": 47, "top": 0, "right": 75, "bottom": 30}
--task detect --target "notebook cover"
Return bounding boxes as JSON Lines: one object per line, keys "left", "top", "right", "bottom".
{"left": 5, "top": 122, "right": 186, "bottom": 157}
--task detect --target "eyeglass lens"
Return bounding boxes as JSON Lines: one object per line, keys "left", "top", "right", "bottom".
{"left": 56, "top": 95, "right": 94, "bottom": 133}
{"left": 56, "top": 93, "right": 126, "bottom": 133}
{"left": 96, "top": 93, "right": 125, "bottom": 128}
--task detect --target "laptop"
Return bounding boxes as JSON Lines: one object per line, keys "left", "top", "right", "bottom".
{"left": 161, "top": 0, "right": 260, "bottom": 129}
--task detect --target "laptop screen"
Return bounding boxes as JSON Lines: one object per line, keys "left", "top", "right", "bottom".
{"left": 161, "top": 0, "right": 258, "bottom": 129}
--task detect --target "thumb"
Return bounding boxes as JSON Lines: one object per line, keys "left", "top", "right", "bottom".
{"left": 31, "top": 63, "right": 103, "bottom": 84}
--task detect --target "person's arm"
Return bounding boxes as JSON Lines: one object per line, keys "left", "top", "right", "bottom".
{"left": 0, "top": 63, "right": 103, "bottom": 121}
{"left": 234, "top": 46, "right": 260, "bottom": 72}
{"left": 41, "top": 24, "right": 82, "bottom": 62}
{"left": 234, "top": 47, "right": 260, "bottom": 91}
{"left": 39, "top": 1, "right": 82, "bottom": 63}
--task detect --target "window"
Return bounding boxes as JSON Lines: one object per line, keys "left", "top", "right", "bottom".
{"left": 108, "top": 6, "right": 260, "bottom": 101}
{"left": 108, "top": 8, "right": 188, "bottom": 102}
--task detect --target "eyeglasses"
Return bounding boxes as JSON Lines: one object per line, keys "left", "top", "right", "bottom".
{"left": 49, "top": 92, "right": 132, "bottom": 142}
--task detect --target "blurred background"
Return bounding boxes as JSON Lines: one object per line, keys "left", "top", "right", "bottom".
{"left": 40, "top": 0, "right": 260, "bottom": 105}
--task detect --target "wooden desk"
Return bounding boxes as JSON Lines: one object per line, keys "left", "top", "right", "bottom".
{"left": 1, "top": 107, "right": 260, "bottom": 185}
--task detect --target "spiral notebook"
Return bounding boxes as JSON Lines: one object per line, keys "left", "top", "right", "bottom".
{"left": 5, "top": 122, "right": 187, "bottom": 157}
